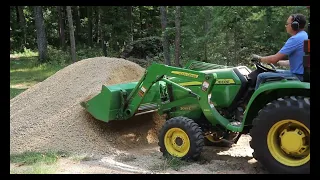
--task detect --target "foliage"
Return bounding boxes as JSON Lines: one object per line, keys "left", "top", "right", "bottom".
{"left": 10, "top": 6, "right": 309, "bottom": 66}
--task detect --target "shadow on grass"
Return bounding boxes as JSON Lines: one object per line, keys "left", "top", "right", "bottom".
{"left": 10, "top": 56, "right": 64, "bottom": 93}
{"left": 10, "top": 69, "right": 56, "bottom": 85}
{"left": 10, "top": 56, "right": 38, "bottom": 67}
{"left": 10, "top": 88, "right": 27, "bottom": 99}
{"left": 10, "top": 56, "right": 38, "bottom": 60}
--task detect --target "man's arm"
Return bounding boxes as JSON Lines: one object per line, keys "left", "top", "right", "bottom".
{"left": 259, "top": 37, "right": 296, "bottom": 64}
{"left": 277, "top": 60, "right": 290, "bottom": 67}
{"left": 260, "top": 52, "right": 287, "bottom": 64}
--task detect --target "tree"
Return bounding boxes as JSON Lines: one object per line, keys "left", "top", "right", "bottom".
{"left": 73, "top": 6, "right": 81, "bottom": 42}
{"left": 160, "top": 6, "right": 171, "bottom": 65}
{"left": 10, "top": 6, "right": 307, "bottom": 66}
{"left": 87, "top": 6, "right": 93, "bottom": 47}
{"left": 66, "top": 6, "right": 77, "bottom": 62}
{"left": 33, "top": 6, "right": 48, "bottom": 62}
{"left": 57, "top": 6, "right": 66, "bottom": 50}
{"left": 174, "top": 6, "right": 181, "bottom": 67}
{"left": 127, "top": 6, "right": 133, "bottom": 42}
{"left": 17, "top": 6, "right": 27, "bottom": 47}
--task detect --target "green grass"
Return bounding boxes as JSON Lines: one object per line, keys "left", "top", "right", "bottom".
{"left": 149, "top": 156, "right": 190, "bottom": 172}
{"left": 10, "top": 47, "right": 107, "bottom": 99}
{"left": 10, "top": 48, "right": 69, "bottom": 99}
{"left": 10, "top": 162, "right": 59, "bottom": 174}
{"left": 10, "top": 88, "right": 28, "bottom": 99}
{"left": 11, "top": 47, "right": 39, "bottom": 57}
{"left": 9, "top": 151, "right": 92, "bottom": 174}
{"left": 10, "top": 151, "right": 70, "bottom": 165}
{"left": 10, "top": 57, "right": 64, "bottom": 99}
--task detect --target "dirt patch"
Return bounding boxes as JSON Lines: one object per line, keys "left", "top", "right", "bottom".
{"left": 101, "top": 113, "right": 165, "bottom": 151}
{"left": 10, "top": 57, "right": 165, "bottom": 156}
{"left": 112, "top": 134, "right": 267, "bottom": 174}
{"left": 10, "top": 54, "right": 20, "bottom": 60}
{"left": 11, "top": 135, "right": 266, "bottom": 174}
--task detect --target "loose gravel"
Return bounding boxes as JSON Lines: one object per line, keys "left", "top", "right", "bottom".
{"left": 10, "top": 57, "right": 164, "bottom": 156}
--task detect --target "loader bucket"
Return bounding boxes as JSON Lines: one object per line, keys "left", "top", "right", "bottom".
{"left": 81, "top": 82, "right": 160, "bottom": 123}
{"left": 80, "top": 82, "right": 138, "bottom": 122}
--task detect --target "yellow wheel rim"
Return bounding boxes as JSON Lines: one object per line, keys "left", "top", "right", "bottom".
{"left": 267, "top": 119, "right": 310, "bottom": 167}
{"left": 164, "top": 128, "right": 190, "bottom": 157}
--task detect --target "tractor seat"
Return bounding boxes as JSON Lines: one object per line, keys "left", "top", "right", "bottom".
{"left": 261, "top": 76, "right": 300, "bottom": 84}
{"left": 303, "top": 39, "right": 310, "bottom": 82}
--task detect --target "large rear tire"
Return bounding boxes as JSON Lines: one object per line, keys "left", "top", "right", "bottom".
{"left": 250, "top": 96, "right": 310, "bottom": 174}
{"left": 158, "top": 116, "right": 204, "bottom": 160}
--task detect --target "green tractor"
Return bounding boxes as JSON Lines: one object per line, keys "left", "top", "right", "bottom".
{"left": 81, "top": 51, "right": 310, "bottom": 174}
{"left": 81, "top": 10, "right": 310, "bottom": 172}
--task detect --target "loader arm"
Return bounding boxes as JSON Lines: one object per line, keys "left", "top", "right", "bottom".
{"left": 121, "top": 62, "right": 217, "bottom": 120}
{"left": 82, "top": 62, "right": 242, "bottom": 132}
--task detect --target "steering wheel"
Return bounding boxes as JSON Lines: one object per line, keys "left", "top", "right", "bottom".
{"left": 251, "top": 59, "right": 277, "bottom": 72}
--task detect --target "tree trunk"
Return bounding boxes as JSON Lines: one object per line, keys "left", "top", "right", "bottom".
{"left": 225, "top": 31, "right": 230, "bottom": 66}
{"left": 17, "top": 6, "right": 27, "bottom": 46}
{"left": 204, "top": 7, "right": 211, "bottom": 62}
{"left": 97, "top": 7, "right": 103, "bottom": 49}
{"left": 139, "top": 6, "right": 143, "bottom": 38}
{"left": 15, "top": 6, "right": 20, "bottom": 23}
{"left": 174, "top": 6, "right": 181, "bottom": 67}
{"left": 95, "top": 7, "right": 99, "bottom": 44}
{"left": 15, "top": 6, "right": 21, "bottom": 49}
{"left": 73, "top": 6, "right": 81, "bottom": 42}
{"left": 160, "top": 6, "right": 171, "bottom": 66}
{"left": 98, "top": 7, "right": 107, "bottom": 56}
{"left": 127, "top": 6, "right": 133, "bottom": 42}
{"left": 33, "top": 6, "right": 48, "bottom": 62}
{"left": 87, "top": 6, "right": 93, "bottom": 47}
{"left": 66, "top": 6, "right": 77, "bottom": 62}
{"left": 139, "top": 7, "right": 144, "bottom": 57}
{"left": 57, "top": 6, "right": 66, "bottom": 50}
{"left": 265, "top": 7, "right": 273, "bottom": 53}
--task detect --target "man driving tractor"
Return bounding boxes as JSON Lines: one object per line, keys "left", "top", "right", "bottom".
{"left": 252, "top": 13, "right": 308, "bottom": 90}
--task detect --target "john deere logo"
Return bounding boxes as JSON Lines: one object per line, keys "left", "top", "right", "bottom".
{"left": 180, "top": 105, "right": 197, "bottom": 111}
{"left": 171, "top": 71, "right": 199, "bottom": 78}
{"left": 215, "top": 79, "right": 235, "bottom": 84}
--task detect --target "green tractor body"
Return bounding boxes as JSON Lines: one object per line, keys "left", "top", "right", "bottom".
{"left": 81, "top": 61, "right": 246, "bottom": 124}
{"left": 81, "top": 59, "right": 309, "bottom": 130}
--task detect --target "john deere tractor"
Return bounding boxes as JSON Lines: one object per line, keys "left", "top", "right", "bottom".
{"left": 81, "top": 12, "right": 310, "bottom": 174}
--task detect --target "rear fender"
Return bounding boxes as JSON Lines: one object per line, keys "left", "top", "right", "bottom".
{"left": 242, "top": 80, "right": 310, "bottom": 128}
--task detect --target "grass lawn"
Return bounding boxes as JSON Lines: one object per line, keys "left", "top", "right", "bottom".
{"left": 10, "top": 151, "right": 71, "bottom": 174}
{"left": 10, "top": 56, "right": 65, "bottom": 99}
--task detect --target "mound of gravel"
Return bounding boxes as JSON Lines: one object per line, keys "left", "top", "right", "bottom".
{"left": 10, "top": 57, "right": 165, "bottom": 156}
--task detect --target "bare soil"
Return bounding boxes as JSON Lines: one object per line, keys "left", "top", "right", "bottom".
{"left": 10, "top": 57, "right": 267, "bottom": 174}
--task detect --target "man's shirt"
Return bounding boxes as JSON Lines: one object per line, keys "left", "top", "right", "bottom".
{"left": 279, "top": 31, "right": 308, "bottom": 75}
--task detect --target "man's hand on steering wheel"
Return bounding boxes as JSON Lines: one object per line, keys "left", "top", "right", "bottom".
{"left": 250, "top": 54, "right": 277, "bottom": 72}
{"left": 251, "top": 54, "right": 262, "bottom": 62}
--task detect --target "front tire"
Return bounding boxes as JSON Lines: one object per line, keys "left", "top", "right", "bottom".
{"left": 158, "top": 116, "right": 204, "bottom": 160}
{"left": 250, "top": 96, "right": 310, "bottom": 174}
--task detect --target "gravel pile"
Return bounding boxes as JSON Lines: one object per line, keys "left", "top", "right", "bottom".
{"left": 10, "top": 57, "right": 165, "bottom": 156}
